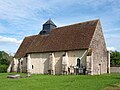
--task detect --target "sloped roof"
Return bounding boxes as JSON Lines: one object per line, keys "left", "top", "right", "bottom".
{"left": 14, "top": 35, "right": 37, "bottom": 58}
{"left": 14, "top": 19, "right": 99, "bottom": 58}
{"left": 43, "top": 19, "right": 56, "bottom": 26}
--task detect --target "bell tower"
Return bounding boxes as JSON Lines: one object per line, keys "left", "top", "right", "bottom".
{"left": 39, "top": 19, "right": 57, "bottom": 35}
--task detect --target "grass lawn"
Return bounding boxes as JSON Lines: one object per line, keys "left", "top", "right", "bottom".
{"left": 0, "top": 73, "right": 120, "bottom": 90}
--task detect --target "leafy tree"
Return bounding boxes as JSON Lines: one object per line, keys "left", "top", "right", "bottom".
{"left": 0, "top": 51, "right": 13, "bottom": 73}
{"left": 110, "top": 51, "right": 120, "bottom": 66}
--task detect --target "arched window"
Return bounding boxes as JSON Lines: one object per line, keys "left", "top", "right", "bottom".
{"left": 77, "top": 58, "right": 80, "bottom": 68}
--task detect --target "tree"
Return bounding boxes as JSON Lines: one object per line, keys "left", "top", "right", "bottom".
{"left": 110, "top": 51, "right": 120, "bottom": 66}
{"left": 0, "top": 51, "right": 13, "bottom": 73}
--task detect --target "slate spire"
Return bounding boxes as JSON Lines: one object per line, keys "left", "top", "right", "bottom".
{"left": 39, "top": 19, "right": 57, "bottom": 35}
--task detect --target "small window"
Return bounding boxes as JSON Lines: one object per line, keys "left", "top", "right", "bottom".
{"left": 77, "top": 58, "right": 81, "bottom": 68}
{"left": 32, "top": 65, "right": 34, "bottom": 69}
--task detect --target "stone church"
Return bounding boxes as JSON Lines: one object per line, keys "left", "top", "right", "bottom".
{"left": 8, "top": 19, "right": 110, "bottom": 75}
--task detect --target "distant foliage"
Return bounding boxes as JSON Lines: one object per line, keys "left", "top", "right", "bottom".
{"left": 0, "top": 65, "right": 8, "bottom": 73}
{"left": 0, "top": 51, "right": 12, "bottom": 73}
{"left": 110, "top": 51, "right": 120, "bottom": 66}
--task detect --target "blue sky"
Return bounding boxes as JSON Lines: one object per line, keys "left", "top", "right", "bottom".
{"left": 0, "top": 0, "right": 120, "bottom": 55}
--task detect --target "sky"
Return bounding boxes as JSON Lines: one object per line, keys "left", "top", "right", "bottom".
{"left": 0, "top": 0, "right": 120, "bottom": 55}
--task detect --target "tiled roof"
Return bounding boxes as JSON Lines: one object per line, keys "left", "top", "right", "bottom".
{"left": 14, "top": 35, "right": 37, "bottom": 58}
{"left": 14, "top": 19, "right": 99, "bottom": 58}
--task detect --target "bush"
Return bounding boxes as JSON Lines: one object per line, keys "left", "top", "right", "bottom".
{"left": 0, "top": 65, "right": 8, "bottom": 73}
{"left": 110, "top": 51, "right": 120, "bottom": 66}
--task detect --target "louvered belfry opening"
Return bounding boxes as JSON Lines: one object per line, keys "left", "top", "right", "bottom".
{"left": 39, "top": 19, "right": 57, "bottom": 35}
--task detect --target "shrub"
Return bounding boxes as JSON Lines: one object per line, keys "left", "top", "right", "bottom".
{"left": 110, "top": 51, "right": 120, "bottom": 66}
{"left": 0, "top": 65, "right": 8, "bottom": 73}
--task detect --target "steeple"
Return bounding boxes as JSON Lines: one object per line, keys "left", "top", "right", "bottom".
{"left": 39, "top": 19, "right": 57, "bottom": 35}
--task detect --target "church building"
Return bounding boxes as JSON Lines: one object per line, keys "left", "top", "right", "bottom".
{"left": 8, "top": 19, "right": 110, "bottom": 75}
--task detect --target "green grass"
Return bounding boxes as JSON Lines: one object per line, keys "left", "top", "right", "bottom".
{"left": 0, "top": 73, "right": 120, "bottom": 90}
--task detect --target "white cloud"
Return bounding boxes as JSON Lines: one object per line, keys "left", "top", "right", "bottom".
{"left": 107, "top": 47, "right": 116, "bottom": 51}
{"left": 0, "top": 36, "right": 22, "bottom": 44}
{"left": 0, "top": 0, "right": 55, "bottom": 21}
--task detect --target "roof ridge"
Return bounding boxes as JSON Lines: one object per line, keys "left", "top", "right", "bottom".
{"left": 56, "top": 19, "right": 99, "bottom": 29}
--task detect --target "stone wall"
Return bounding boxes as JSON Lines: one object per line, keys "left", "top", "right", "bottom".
{"left": 27, "top": 50, "right": 87, "bottom": 74}
{"left": 68, "top": 50, "right": 87, "bottom": 67}
{"left": 54, "top": 52, "right": 64, "bottom": 74}
{"left": 89, "top": 20, "right": 108, "bottom": 75}
{"left": 110, "top": 67, "right": 120, "bottom": 73}
{"left": 30, "top": 53, "right": 49, "bottom": 74}
{"left": 21, "top": 57, "right": 27, "bottom": 73}
{"left": 11, "top": 58, "right": 19, "bottom": 72}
